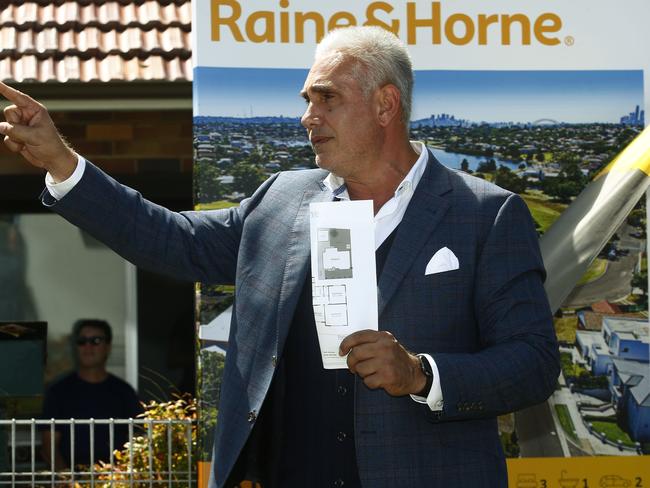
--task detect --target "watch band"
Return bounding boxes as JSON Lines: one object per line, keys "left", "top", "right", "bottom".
{"left": 416, "top": 354, "right": 434, "bottom": 398}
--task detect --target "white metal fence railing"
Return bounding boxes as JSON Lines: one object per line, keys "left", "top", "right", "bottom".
{"left": 0, "top": 418, "right": 195, "bottom": 487}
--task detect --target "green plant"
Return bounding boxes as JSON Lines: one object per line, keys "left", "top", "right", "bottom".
{"left": 554, "top": 404, "right": 578, "bottom": 442}
{"left": 83, "top": 395, "right": 197, "bottom": 487}
{"left": 499, "top": 431, "right": 520, "bottom": 458}
{"left": 591, "top": 420, "right": 636, "bottom": 447}
{"left": 560, "top": 352, "right": 587, "bottom": 379}
{"left": 197, "top": 349, "right": 225, "bottom": 460}
{"left": 573, "top": 372, "right": 609, "bottom": 389}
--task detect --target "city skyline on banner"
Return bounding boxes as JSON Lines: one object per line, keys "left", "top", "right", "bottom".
{"left": 194, "top": 67, "right": 643, "bottom": 124}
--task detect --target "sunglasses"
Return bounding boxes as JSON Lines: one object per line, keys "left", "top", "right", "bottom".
{"left": 76, "top": 336, "right": 107, "bottom": 346}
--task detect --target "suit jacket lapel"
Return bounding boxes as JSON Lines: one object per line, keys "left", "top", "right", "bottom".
{"left": 271, "top": 153, "right": 453, "bottom": 338}
{"left": 274, "top": 181, "right": 332, "bottom": 353}
{"left": 377, "top": 152, "right": 453, "bottom": 316}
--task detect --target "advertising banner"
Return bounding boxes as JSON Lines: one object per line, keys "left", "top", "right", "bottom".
{"left": 193, "top": 1, "right": 650, "bottom": 485}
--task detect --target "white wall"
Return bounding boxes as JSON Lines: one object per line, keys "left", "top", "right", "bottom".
{"left": 18, "top": 214, "right": 135, "bottom": 385}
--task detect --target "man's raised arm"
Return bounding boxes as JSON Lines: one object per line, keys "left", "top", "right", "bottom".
{"left": 0, "top": 81, "right": 77, "bottom": 181}
{"left": 0, "top": 81, "right": 250, "bottom": 285}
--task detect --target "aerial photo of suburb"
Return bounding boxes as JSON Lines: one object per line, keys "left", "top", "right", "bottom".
{"left": 193, "top": 67, "right": 649, "bottom": 459}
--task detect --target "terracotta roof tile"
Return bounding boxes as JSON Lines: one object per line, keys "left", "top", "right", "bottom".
{"left": 578, "top": 310, "right": 646, "bottom": 331}
{"left": 1, "top": 2, "right": 190, "bottom": 29}
{"left": 0, "top": 26, "right": 189, "bottom": 56}
{"left": 0, "top": 54, "right": 191, "bottom": 83}
{"left": 0, "top": 1, "right": 191, "bottom": 83}
{"left": 591, "top": 300, "right": 622, "bottom": 314}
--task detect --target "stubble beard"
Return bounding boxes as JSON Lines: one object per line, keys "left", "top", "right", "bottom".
{"left": 314, "top": 153, "right": 344, "bottom": 178}
{"left": 313, "top": 152, "right": 331, "bottom": 172}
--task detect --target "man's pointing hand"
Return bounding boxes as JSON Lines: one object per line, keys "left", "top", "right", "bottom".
{"left": 0, "top": 81, "right": 77, "bottom": 182}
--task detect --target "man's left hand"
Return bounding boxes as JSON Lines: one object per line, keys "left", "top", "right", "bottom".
{"left": 339, "top": 330, "right": 426, "bottom": 396}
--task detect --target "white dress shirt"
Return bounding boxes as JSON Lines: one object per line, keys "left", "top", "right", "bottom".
{"left": 46, "top": 144, "right": 444, "bottom": 411}
{"left": 45, "top": 153, "right": 86, "bottom": 200}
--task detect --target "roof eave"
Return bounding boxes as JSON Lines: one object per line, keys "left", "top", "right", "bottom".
{"left": 0, "top": 80, "right": 192, "bottom": 111}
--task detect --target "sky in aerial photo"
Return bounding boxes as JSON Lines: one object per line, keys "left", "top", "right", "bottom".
{"left": 194, "top": 67, "right": 643, "bottom": 124}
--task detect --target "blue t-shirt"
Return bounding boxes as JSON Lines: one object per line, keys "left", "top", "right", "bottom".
{"left": 42, "top": 372, "right": 143, "bottom": 467}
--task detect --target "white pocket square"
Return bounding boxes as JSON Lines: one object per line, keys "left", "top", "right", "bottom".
{"left": 425, "top": 247, "right": 459, "bottom": 275}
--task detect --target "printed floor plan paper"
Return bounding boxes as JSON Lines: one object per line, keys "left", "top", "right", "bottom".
{"left": 309, "top": 200, "right": 378, "bottom": 369}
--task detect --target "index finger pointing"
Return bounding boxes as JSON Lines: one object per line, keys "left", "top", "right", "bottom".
{"left": 0, "top": 81, "right": 38, "bottom": 108}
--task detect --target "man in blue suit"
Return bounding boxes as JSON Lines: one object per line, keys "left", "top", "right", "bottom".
{"left": 1, "top": 26, "right": 559, "bottom": 488}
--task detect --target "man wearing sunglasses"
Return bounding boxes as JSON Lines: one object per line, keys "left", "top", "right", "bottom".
{"left": 41, "top": 319, "right": 142, "bottom": 470}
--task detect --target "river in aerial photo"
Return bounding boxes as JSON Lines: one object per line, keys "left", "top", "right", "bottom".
{"left": 431, "top": 148, "right": 523, "bottom": 172}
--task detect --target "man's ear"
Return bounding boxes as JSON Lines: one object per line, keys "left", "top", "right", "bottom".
{"left": 376, "top": 84, "right": 401, "bottom": 127}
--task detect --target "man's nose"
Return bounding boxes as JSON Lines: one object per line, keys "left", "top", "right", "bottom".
{"left": 301, "top": 102, "right": 321, "bottom": 129}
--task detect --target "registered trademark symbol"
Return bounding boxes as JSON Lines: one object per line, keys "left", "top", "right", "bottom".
{"left": 564, "top": 36, "right": 575, "bottom": 46}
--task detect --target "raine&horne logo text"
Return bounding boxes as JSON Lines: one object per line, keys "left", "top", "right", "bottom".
{"left": 210, "top": 0, "right": 573, "bottom": 47}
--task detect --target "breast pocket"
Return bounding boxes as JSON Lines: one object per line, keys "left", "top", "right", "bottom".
{"left": 405, "top": 269, "right": 465, "bottom": 310}
{"left": 391, "top": 270, "right": 475, "bottom": 348}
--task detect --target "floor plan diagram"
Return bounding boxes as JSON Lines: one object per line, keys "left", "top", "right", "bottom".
{"left": 317, "top": 228, "right": 353, "bottom": 280}
{"left": 312, "top": 282, "right": 349, "bottom": 326}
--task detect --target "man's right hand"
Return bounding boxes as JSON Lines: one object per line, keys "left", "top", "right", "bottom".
{"left": 0, "top": 81, "right": 77, "bottom": 182}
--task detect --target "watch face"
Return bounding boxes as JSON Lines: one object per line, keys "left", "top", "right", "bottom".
{"left": 419, "top": 356, "right": 433, "bottom": 377}
{"left": 416, "top": 356, "right": 434, "bottom": 397}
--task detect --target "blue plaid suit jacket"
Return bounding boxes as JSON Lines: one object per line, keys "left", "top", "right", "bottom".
{"left": 44, "top": 150, "right": 560, "bottom": 488}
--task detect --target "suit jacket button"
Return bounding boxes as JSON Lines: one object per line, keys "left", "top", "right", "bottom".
{"left": 272, "top": 355, "right": 277, "bottom": 367}
{"left": 247, "top": 410, "right": 257, "bottom": 423}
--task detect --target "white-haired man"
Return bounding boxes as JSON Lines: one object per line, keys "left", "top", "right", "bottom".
{"left": 0, "top": 26, "right": 559, "bottom": 488}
